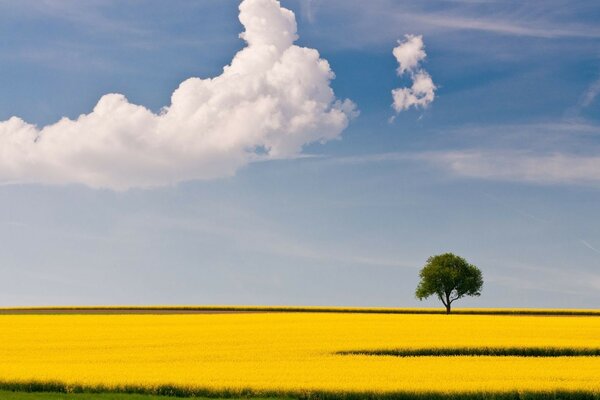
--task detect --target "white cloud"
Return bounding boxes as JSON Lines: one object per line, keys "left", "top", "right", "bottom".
{"left": 392, "top": 34, "right": 426, "bottom": 75}
{"left": 324, "top": 144, "right": 600, "bottom": 187}
{"left": 580, "top": 240, "right": 600, "bottom": 255}
{"left": 0, "top": 0, "right": 356, "bottom": 190}
{"left": 391, "top": 34, "right": 436, "bottom": 112}
{"left": 407, "top": 13, "right": 600, "bottom": 39}
{"left": 417, "top": 150, "right": 600, "bottom": 185}
{"left": 581, "top": 77, "right": 600, "bottom": 108}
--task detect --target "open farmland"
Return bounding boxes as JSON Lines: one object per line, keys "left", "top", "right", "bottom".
{"left": 0, "top": 308, "right": 599, "bottom": 399}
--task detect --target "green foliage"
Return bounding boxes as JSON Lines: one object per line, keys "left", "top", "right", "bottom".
{"left": 0, "top": 386, "right": 286, "bottom": 399}
{"left": 337, "top": 347, "right": 600, "bottom": 357}
{"left": 415, "top": 253, "right": 483, "bottom": 313}
{"left": 0, "top": 390, "right": 182, "bottom": 400}
{"left": 1, "top": 389, "right": 600, "bottom": 400}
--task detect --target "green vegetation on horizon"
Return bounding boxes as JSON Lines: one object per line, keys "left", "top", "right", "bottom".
{"left": 0, "top": 306, "right": 599, "bottom": 316}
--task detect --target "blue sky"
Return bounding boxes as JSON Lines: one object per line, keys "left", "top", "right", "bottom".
{"left": 1, "top": 0, "right": 599, "bottom": 307}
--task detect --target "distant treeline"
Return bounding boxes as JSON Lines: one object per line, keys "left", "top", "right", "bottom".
{"left": 0, "top": 306, "right": 599, "bottom": 316}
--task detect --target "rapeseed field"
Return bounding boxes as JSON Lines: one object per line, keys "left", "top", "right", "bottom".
{"left": 0, "top": 310, "right": 599, "bottom": 397}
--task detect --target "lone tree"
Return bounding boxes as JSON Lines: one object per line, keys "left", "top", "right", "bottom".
{"left": 415, "top": 253, "right": 483, "bottom": 313}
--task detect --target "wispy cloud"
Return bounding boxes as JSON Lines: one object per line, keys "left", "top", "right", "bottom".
{"left": 320, "top": 152, "right": 413, "bottom": 165}
{"left": 301, "top": 0, "right": 600, "bottom": 51}
{"left": 488, "top": 261, "right": 600, "bottom": 296}
{"left": 1, "top": 43, "right": 121, "bottom": 72}
{"left": 581, "top": 240, "right": 600, "bottom": 255}
{"left": 0, "top": 0, "right": 230, "bottom": 54}
{"left": 322, "top": 150, "right": 600, "bottom": 187}
{"left": 2, "top": 0, "right": 149, "bottom": 37}
{"left": 319, "top": 117, "right": 600, "bottom": 187}
{"left": 415, "top": 150, "right": 600, "bottom": 186}
{"left": 117, "top": 209, "right": 416, "bottom": 270}
{"left": 298, "top": 0, "right": 318, "bottom": 23}
{"left": 406, "top": 13, "right": 600, "bottom": 39}
{"left": 581, "top": 77, "right": 600, "bottom": 108}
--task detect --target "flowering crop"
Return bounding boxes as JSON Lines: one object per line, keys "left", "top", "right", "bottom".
{"left": 0, "top": 311, "right": 599, "bottom": 396}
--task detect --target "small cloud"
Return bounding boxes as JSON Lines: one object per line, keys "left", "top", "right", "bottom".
{"left": 393, "top": 34, "right": 426, "bottom": 75}
{"left": 391, "top": 34, "right": 436, "bottom": 113}
{"left": 581, "top": 77, "right": 600, "bottom": 108}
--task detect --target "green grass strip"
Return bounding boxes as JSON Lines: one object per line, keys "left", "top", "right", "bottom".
{"left": 0, "top": 383, "right": 599, "bottom": 400}
{"left": 337, "top": 347, "right": 600, "bottom": 357}
{"left": 0, "top": 390, "right": 271, "bottom": 400}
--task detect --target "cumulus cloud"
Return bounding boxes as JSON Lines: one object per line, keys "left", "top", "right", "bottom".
{"left": 391, "top": 34, "right": 436, "bottom": 112}
{"left": 0, "top": 0, "right": 356, "bottom": 190}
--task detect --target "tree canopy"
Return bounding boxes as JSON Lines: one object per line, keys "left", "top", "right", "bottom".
{"left": 415, "top": 253, "right": 483, "bottom": 313}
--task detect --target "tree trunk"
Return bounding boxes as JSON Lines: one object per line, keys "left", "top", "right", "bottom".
{"left": 445, "top": 303, "right": 451, "bottom": 314}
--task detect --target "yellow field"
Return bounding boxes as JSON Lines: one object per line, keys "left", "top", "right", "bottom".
{"left": 0, "top": 311, "right": 599, "bottom": 396}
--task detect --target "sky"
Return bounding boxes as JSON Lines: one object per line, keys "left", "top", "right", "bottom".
{"left": 0, "top": 0, "right": 599, "bottom": 308}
